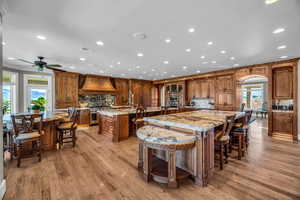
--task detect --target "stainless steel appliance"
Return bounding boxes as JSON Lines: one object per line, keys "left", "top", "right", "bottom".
{"left": 89, "top": 108, "right": 99, "bottom": 125}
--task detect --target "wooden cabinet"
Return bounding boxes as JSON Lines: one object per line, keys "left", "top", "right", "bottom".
{"left": 115, "top": 79, "right": 129, "bottom": 105}
{"left": 215, "top": 75, "right": 234, "bottom": 110}
{"left": 131, "top": 80, "right": 153, "bottom": 107}
{"left": 187, "top": 78, "right": 215, "bottom": 102}
{"left": 272, "top": 112, "right": 293, "bottom": 134}
{"left": 55, "top": 71, "right": 79, "bottom": 108}
{"left": 79, "top": 109, "right": 90, "bottom": 125}
{"left": 272, "top": 67, "right": 293, "bottom": 99}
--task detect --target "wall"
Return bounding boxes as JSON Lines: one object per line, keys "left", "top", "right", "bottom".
{"left": 0, "top": 6, "right": 6, "bottom": 199}
{"left": 2, "top": 67, "right": 54, "bottom": 112}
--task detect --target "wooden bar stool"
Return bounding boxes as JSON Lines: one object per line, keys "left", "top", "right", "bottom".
{"left": 214, "top": 115, "right": 236, "bottom": 170}
{"left": 11, "top": 113, "right": 43, "bottom": 167}
{"left": 57, "top": 109, "right": 80, "bottom": 149}
{"left": 137, "top": 125, "right": 196, "bottom": 188}
{"left": 132, "top": 107, "right": 145, "bottom": 135}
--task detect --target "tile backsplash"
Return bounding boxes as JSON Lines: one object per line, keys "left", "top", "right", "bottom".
{"left": 79, "top": 94, "right": 116, "bottom": 107}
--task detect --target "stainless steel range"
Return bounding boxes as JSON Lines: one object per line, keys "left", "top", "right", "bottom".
{"left": 89, "top": 107, "right": 100, "bottom": 125}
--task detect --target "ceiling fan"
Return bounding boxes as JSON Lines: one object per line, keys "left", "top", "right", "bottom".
{"left": 18, "top": 56, "right": 64, "bottom": 72}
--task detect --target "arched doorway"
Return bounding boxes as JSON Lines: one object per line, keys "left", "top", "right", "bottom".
{"left": 236, "top": 75, "right": 269, "bottom": 138}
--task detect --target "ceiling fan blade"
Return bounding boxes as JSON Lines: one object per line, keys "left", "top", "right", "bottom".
{"left": 45, "top": 66, "right": 65, "bottom": 72}
{"left": 46, "top": 64, "right": 62, "bottom": 68}
{"left": 18, "top": 59, "right": 35, "bottom": 65}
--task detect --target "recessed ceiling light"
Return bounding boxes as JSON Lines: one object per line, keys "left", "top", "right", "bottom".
{"left": 143, "top": 71, "right": 146, "bottom": 74}
{"left": 137, "top": 53, "right": 144, "bottom": 57}
{"left": 80, "top": 58, "right": 86, "bottom": 61}
{"left": 230, "top": 57, "right": 235, "bottom": 60}
{"left": 2, "top": 42, "right": 6, "bottom": 45}
{"left": 109, "top": 65, "right": 114, "bottom": 68}
{"left": 99, "top": 70, "right": 104, "bottom": 73}
{"left": 273, "top": 28, "right": 285, "bottom": 34}
{"left": 208, "top": 41, "right": 213, "bottom": 45}
{"left": 136, "top": 66, "right": 140, "bottom": 69}
{"left": 265, "top": 0, "right": 279, "bottom": 5}
{"left": 234, "top": 64, "right": 239, "bottom": 67}
{"left": 117, "top": 61, "right": 121, "bottom": 65}
{"left": 96, "top": 41, "right": 104, "bottom": 46}
{"left": 220, "top": 50, "right": 226, "bottom": 54}
{"left": 8, "top": 57, "right": 15, "bottom": 60}
{"left": 188, "top": 28, "right": 195, "bottom": 33}
{"left": 132, "top": 32, "right": 147, "bottom": 40}
{"left": 182, "top": 66, "right": 187, "bottom": 70}
{"left": 185, "top": 48, "right": 191, "bottom": 52}
{"left": 165, "top": 38, "right": 171, "bottom": 43}
{"left": 163, "top": 61, "right": 169, "bottom": 64}
{"left": 200, "top": 56, "right": 205, "bottom": 59}
{"left": 211, "top": 61, "right": 217, "bottom": 64}
{"left": 277, "top": 45, "right": 287, "bottom": 50}
{"left": 36, "top": 35, "right": 46, "bottom": 40}
{"left": 69, "top": 66, "right": 75, "bottom": 69}
{"left": 151, "top": 69, "right": 156, "bottom": 72}
{"left": 196, "top": 70, "right": 201, "bottom": 73}
{"left": 163, "top": 71, "right": 167, "bottom": 74}
{"left": 202, "top": 61, "right": 208, "bottom": 64}
{"left": 171, "top": 75, "right": 175, "bottom": 77}
{"left": 279, "top": 56, "right": 288, "bottom": 59}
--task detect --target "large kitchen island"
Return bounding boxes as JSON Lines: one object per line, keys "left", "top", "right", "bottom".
{"left": 137, "top": 110, "right": 245, "bottom": 187}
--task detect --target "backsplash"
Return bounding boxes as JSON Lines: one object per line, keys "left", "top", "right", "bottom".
{"left": 79, "top": 94, "right": 116, "bottom": 107}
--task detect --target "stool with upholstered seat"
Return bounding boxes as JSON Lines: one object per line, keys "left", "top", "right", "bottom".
{"left": 11, "top": 113, "right": 44, "bottom": 167}
{"left": 214, "top": 114, "right": 236, "bottom": 170}
{"left": 57, "top": 108, "right": 79, "bottom": 149}
{"left": 132, "top": 107, "right": 145, "bottom": 135}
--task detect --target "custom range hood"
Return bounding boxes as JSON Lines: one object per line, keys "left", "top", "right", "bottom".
{"left": 79, "top": 75, "right": 116, "bottom": 94}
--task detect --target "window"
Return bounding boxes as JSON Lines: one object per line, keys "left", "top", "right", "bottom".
{"left": 24, "top": 74, "right": 53, "bottom": 112}
{"left": 2, "top": 71, "right": 18, "bottom": 114}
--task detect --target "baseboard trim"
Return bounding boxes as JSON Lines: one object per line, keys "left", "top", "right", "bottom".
{"left": 0, "top": 179, "right": 6, "bottom": 200}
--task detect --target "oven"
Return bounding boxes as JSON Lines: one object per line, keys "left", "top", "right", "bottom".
{"left": 89, "top": 109, "right": 99, "bottom": 125}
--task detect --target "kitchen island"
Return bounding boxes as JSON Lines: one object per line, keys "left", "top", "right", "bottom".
{"left": 138, "top": 110, "right": 245, "bottom": 187}
{"left": 4, "top": 111, "right": 68, "bottom": 151}
{"left": 97, "top": 107, "right": 178, "bottom": 142}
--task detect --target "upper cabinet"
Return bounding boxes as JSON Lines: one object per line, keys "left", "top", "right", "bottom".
{"left": 215, "top": 75, "right": 234, "bottom": 110}
{"left": 272, "top": 66, "right": 293, "bottom": 99}
{"left": 114, "top": 79, "right": 129, "bottom": 105}
{"left": 54, "top": 71, "right": 79, "bottom": 109}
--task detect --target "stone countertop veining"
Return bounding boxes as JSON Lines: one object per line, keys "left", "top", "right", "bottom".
{"left": 143, "top": 110, "right": 245, "bottom": 132}
{"left": 3, "top": 111, "right": 68, "bottom": 124}
{"left": 98, "top": 107, "right": 178, "bottom": 117}
{"left": 137, "top": 125, "right": 196, "bottom": 145}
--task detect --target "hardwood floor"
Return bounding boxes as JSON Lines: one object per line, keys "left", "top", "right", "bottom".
{"left": 4, "top": 119, "right": 300, "bottom": 200}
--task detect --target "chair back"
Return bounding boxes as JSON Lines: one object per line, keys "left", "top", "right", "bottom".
{"left": 224, "top": 114, "right": 236, "bottom": 137}
{"left": 70, "top": 108, "right": 80, "bottom": 129}
{"left": 245, "top": 110, "right": 253, "bottom": 125}
{"left": 160, "top": 106, "right": 168, "bottom": 115}
{"left": 240, "top": 103, "right": 245, "bottom": 112}
{"left": 11, "top": 113, "right": 43, "bottom": 136}
{"left": 135, "top": 107, "right": 145, "bottom": 120}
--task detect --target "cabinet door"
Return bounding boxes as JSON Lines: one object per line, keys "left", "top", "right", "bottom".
{"left": 79, "top": 109, "right": 90, "bottom": 125}
{"left": 207, "top": 78, "right": 215, "bottom": 98}
{"left": 115, "top": 79, "right": 129, "bottom": 105}
{"left": 199, "top": 79, "right": 209, "bottom": 98}
{"left": 272, "top": 113, "right": 293, "bottom": 134}
{"left": 273, "top": 67, "right": 293, "bottom": 99}
{"left": 55, "top": 72, "right": 78, "bottom": 108}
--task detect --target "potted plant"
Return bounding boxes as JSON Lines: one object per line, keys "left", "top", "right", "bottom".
{"left": 31, "top": 97, "right": 47, "bottom": 113}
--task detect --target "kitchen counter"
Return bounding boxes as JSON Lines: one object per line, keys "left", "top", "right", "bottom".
{"left": 98, "top": 107, "right": 178, "bottom": 117}
{"left": 4, "top": 111, "right": 68, "bottom": 150}
{"left": 143, "top": 110, "right": 245, "bottom": 132}
{"left": 272, "top": 110, "right": 294, "bottom": 113}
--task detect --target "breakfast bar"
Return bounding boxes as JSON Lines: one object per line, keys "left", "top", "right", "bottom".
{"left": 137, "top": 110, "right": 245, "bottom": 187}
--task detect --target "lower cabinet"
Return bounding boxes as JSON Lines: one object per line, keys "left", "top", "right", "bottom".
{"left": 272, "top": 112, "right": 293, "bottom": 134}
{"left": 79, "top": 109, "right": 90, "bottom": 125}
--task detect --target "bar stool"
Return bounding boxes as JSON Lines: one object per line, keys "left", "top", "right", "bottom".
{"left": 132, "top": 107, "right": 145, "bottom": 134}
{"left": 11, "top": 113, "right": 43, "bottom": 167}
{"left": 214, "top": 114, "right": 236, "bottom": 170}
{"left": 57, "top": 109, "right": 79, "bottom": 149}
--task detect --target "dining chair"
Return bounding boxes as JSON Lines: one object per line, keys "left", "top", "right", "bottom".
{"left": 132, "top": 107, "right": 145, "bottom": 134}
{"left": 11, "top": 113, "right": 43, "bottom": 167}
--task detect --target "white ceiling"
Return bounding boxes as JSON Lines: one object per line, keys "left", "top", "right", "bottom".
{"left": 3, "top": 0, "right": 300, "bottom": 80}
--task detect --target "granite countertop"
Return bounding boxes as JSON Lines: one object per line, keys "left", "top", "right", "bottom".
{"left": 272, "top": 110, "right": 294, "bottom": 113}
{"left": 143, "top": 110, "right": 245, "bottom": 132}
{"left": 3, "top": 111, "right": 68, "bottom": 124}
{"left": 137, "top": 125, "right": 196, "bottom": 145}
{"left": 98, "top": 107, "right": 178, "bottom": 117}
